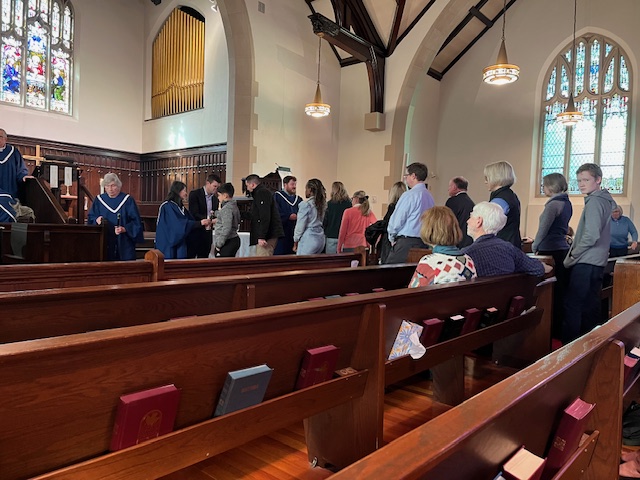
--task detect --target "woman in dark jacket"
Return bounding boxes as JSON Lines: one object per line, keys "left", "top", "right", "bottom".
{"left": 531, "top": 173, "right": 572, "bottom": 339}
{"left": 323, "top": 181, "right": 352, "bottom": 254}
{"left": 484, "top": 161, "right": 521, "bottom": 248}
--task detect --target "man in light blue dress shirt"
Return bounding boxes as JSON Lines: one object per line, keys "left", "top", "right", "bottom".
{"left": 385, "top": 162, "right": 435, "bottom": 263}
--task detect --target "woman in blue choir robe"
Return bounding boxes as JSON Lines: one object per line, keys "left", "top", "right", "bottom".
{"left": 88, "top": 173, "right": 144, "bottom": 261}
{"left": 0, "top": 189, "right": 17, "bottom": 223}
{"left": 156, "top": 181, "right": 212, "bottom": 259}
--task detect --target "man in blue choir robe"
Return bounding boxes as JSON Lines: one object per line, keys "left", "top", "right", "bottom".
{"left": 0, "top": 128, "right": 31, "bottom": 200}
{"left": 88, "top": 172, "right": 144, "bottom": 261}
{"left": 273, "top": 175, "right": 302, "bottom": 255}
{"left": 0, "top": 188, "right": 17, "bottom": 223}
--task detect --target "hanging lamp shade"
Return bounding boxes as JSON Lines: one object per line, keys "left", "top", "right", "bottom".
{"left": 483, "top": 0, "right": 519, "bottom": 85}
{"left": 305, "top": 37, "right": 330, "bottom": 117}
{"left": 556, "top": 0, "right": 583, "bottom": 127}
{"left": 556, "top": 93, "right": 583, "bottom": 126}
{"left": 483, "top": 39, "right": 520, "bottom": 85}
{"left": 305, "top": 83, "right": 331, "bottom": 117}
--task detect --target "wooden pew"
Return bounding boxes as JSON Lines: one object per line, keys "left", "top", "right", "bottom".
{"left": 0, "top": 222, "right": 107, "bottom": 263}
{"left": 0, "top": 264, "right": 417, "bottom": 343}
{"left": 0, "top": 300, "right": 385, "bottom": 480}
{"left": 0, "top": 249, "right": 366, "bottom": 292}
{"left": 0, "top": 260, "right": 154, "bottom": 291}
{"left": 330, "top": 302, "right": 640, "bottom": 480}
{"left": 0, "top": 265, "right": 551, "bottom": 409}
{"left": 145, "top": 248, "right": 367, "bottom": 281}
{"left": 613, "top": 257, "right": 640, "bottom": 315}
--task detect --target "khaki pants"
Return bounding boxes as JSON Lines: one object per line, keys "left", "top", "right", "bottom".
{"left": 252, "top": 237, "right": 278, "bottom": 257}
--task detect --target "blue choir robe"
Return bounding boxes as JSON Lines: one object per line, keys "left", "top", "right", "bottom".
{"left": 88, "top": 192, "right": 144, "bottom": 261}
{"left": 273, "top": 190, "right": 302, "bottom": 255}
{"left": 155, "top": 201, "right": 198, "bottom": 259}
{"left": 0, "top": 191, "right": 17, "bottom": 223}
{"left": 0, "top": 144, "right": 28, "bottom": 199}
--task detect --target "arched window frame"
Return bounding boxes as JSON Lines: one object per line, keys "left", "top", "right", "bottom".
{"left": 0, "top": 0, "right": 74, "bottom": 115}
{"left": 538, "top": 33, "right": 632, "bottom": 195}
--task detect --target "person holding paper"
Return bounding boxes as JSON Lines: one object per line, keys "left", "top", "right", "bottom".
{"left": 88, "top": 172, "right": 144, "bottom": 261}
{"left": 156, "top": 181, "right": 211, "bottom": 259}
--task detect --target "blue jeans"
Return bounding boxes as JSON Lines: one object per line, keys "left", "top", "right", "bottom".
{"left": 563, "top": 263, "right": 604, "bottom": 344}
{"left": 325, "top": 237, "right": 338, "bottom": 254}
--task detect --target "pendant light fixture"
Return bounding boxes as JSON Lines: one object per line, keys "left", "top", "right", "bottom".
{"left": 305, "top": 37, "right": 331, "bottom": 118}
{"left": 556, "top": 0, "right": 583, "bottom": 126}
{"left": 482, "top": 0, "right": 520, "bottom": 85}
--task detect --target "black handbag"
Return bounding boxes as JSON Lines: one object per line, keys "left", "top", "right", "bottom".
{"left": 623, "top": 401, "right": 640, "bottom": 445}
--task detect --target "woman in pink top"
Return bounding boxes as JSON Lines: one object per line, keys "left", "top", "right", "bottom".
{"left": 337, "top": 190, "right": 377, "bottom": 252}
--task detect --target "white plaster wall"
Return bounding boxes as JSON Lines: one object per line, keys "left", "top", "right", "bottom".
{"left": 406, "top": 76, "right": 441, "bottom": 200}
{"left": 430, "top": 0, "right": 640, "bottom": 236}
{"left": 245, "top": 0, "right": 341, "bottom": 187}
{"left": 141, "top": 0, "right": 229, "bottom": 152}
{"left": 335, "top": 0, "right": 453, "bottom": 218}
{"left": 0, "top": 0, "right": 145, "bottom": 152}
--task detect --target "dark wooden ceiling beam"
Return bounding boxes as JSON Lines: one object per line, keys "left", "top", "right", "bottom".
{"left": 469, "top": 6, "right": 493, "bottom": 27}
{"left": 387, "top": 0, "right": 406, "bottom": 56}
{"left": 309, "top": 12, "right": 385, "bottom": 113}
{"left": 343, "top": 0, "right": 385, "bottom": 50}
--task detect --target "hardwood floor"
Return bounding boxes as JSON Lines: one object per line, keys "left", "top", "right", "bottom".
{"left": 160, "top": 357, "right": 516, "bottom": 480}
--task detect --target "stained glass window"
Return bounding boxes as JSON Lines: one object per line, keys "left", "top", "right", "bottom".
{"left": 0, "top": 0, "right": 73, "bottom": 114}
{"left": 539, "top": 34, "right": 631, "bottom": 195}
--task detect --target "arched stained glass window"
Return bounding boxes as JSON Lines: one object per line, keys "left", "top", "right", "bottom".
{"left": 1, "top": 0, "right": 73, "bottom": 114}
{"left": 539, "top": 34, "right": 631, "bottom": 195}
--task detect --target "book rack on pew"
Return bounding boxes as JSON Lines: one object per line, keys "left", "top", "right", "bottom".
{"left": 0, "top": 301, "right": 385, "bottom": 480}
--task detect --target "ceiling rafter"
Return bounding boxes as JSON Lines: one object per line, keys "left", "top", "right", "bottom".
{"left": 387, "top": 0, "right": 406, "bottom": 56}
{"left": 428, "top": 0, "right": 518, "bottom": 80}
{"left": 309, "top": 12, "right": 385, "bottom": 113}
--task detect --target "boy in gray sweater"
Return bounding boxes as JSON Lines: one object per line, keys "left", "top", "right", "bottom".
{"left": 563, "top": 163, "right": 616, "bottom": 343}
{"left": 214, "top": 183, "right": 241, "bottom": 258}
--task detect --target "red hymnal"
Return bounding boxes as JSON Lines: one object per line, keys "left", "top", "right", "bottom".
{"left": 420, "top": 318, "right": 444, "bottom": 347}
{"left": 460, "top": 308, "right": 482, "bottom": 336}
{"left": 110, "top": 384, "right": 180, "bottom": 451}
{"left": 544, "top": 396, "right": 595, "bottom": 475}
{"left": 296, "top": 345, "right": 341, "bottom": 389}
{"left": 372, "top": 287, "right": 385, "bottom": 293}
{"left": 503, "top": 446, "right": 546, "bottom": 480}
{"left": 508, "top": 296, "right": 526, "bottom": 319}
{"left": 308, "top": 297, "right": 324, "bottom": 301}
{"left": 624, "top": 355, "right": 639, "bottom": 383}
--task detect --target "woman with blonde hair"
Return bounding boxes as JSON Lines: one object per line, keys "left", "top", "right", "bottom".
{"left": 408, "top": 206, "right": 477, "bottom": 287}
{"left": 337, "top": 190, "right": 377, "bottom": 252}
{"left": 377, "top": 181, "right": 407, "bottom": 263}
{"left": 323, "top": 181, "right": 352, "bottom": 253}
{"left": 484, "top": 161, "right": 521, "bottom": 247}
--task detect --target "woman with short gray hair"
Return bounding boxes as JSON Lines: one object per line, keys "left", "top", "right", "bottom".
{"left": 88, "top": 172, "right": 144, "bottom": 260}
{"left": 610, "top": 204, "right": 638, "bottom": 258}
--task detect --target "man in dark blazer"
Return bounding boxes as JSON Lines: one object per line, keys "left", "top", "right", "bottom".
{"left": 187, "top": 174, "right": 221, "bottom": 258}
{"left": 445, "top": 176, "right": 475, "bottom": 248}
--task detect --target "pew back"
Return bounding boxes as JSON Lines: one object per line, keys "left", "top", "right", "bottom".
{"left": 613, "top": 258, "right": 640, "bottom": 315}
{"left": 0, "top": 264, "right": 417, "bottom": 343}
{"left": 147, "top": 249, "right": 366, "bottom": 281}
{"left": 0, "top": 301, "right": 385, "bottom": 480}
{"left": 0, "top": 250, "right": 368, "bottom": 292}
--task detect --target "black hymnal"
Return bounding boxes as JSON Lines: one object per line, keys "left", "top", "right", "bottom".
{"left": 479, "top": 307, "right": 500, "bottom": 329}
{"left": 439, "top": 314, "right": 465, "bottom": 341}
